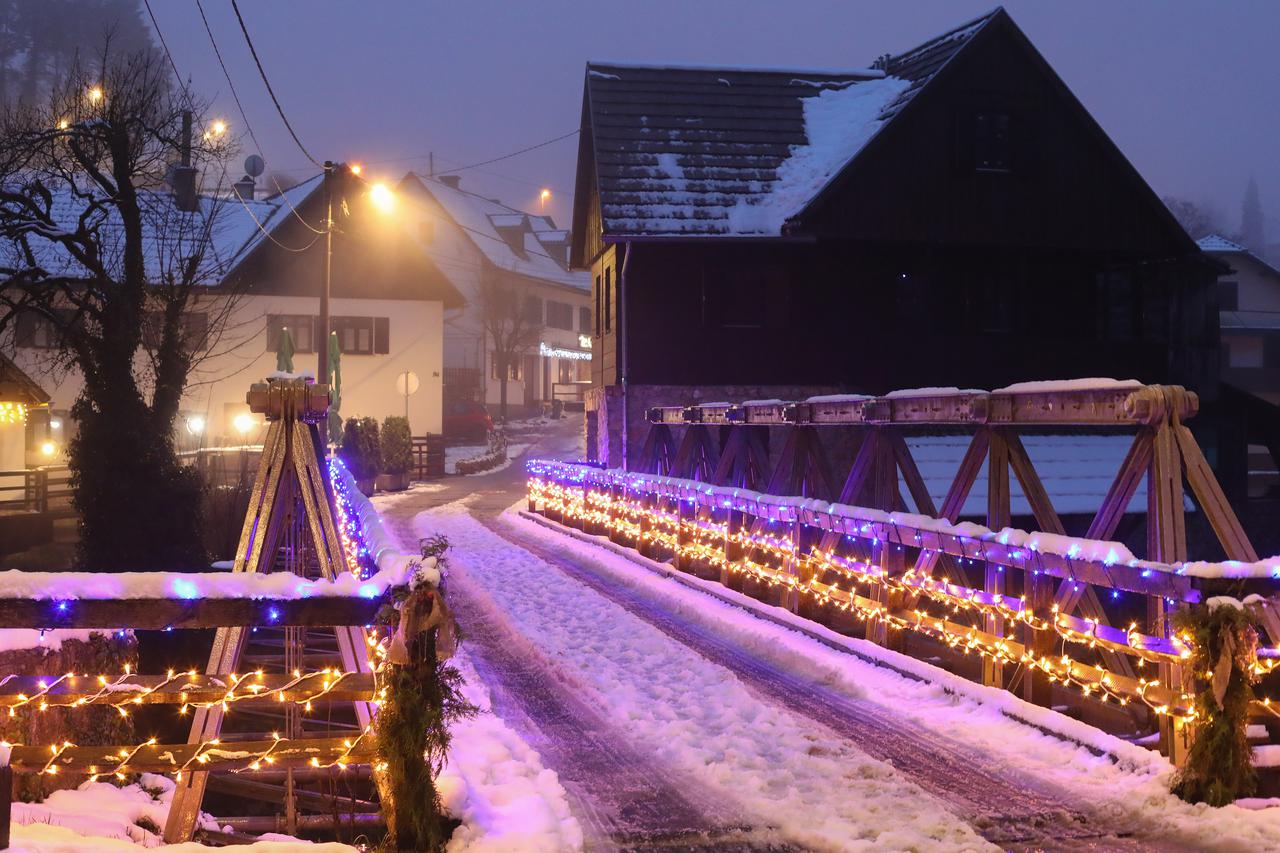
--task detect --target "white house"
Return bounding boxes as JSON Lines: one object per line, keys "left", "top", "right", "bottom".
{"left": 2, "top": 169, "right": 463, "bottom": 457}
{"left": 399, "top": 173, "right": 591, "bottom": 416}
{"left": 1198, "top": 234, "right": 1280, "bottom": 403}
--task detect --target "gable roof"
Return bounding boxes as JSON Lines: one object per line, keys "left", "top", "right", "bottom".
{"left": 402, "top": 173, "right": 588, "bottom": 291}
{"left": 0, "top": 351, "right": 49, "bottom": 405}
{"left": 1198, "top": 233, "right": 1280, "bottom": 278}
{"left": 576, "top": 10, "right": 998, "bottom": 240}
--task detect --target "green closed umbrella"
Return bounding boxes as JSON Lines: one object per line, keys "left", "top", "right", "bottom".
{"left": 327, "top": 331, "right": 342, "bottom": 443}
{"left": 276, "top": 326, "right": 295, "bottom": 373}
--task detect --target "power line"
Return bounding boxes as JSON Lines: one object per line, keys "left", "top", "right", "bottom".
{"left": 195, "top": 0, "right": 323, "bottom": 235}
{"left": 230, "top": 0, "right": 321, "bottom": 167}
{"left": 143, "top": 0, "right": 184, "bottom": 85}
{"left": 449, "top": 129, "right": 579, "bottom": 172}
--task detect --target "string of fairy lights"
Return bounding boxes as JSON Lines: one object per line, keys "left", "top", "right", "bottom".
{"left": 528, "top": 461, "right": 1280, "bottom": 724}
{"left": 0, "top": 458, "right": 393, "bottom": 779}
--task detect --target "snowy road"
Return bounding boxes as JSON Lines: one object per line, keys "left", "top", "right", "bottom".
{"left": 375, "top": 423, "right": 1279, "bottom": 851}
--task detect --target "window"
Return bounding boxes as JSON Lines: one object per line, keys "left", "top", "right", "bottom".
{"left": 13, "top": 311, "right": 67, "bottom": 349}
{"left": 576, "top": 358, "right": 591, "bottom": 381}
{"left": 579, "top": 306, "right": 591, "bottom": 333}
{"left": 331, "top": 316, "right": 390, "bottom": 355}
{"left": 593, "top": 274, "right": 602, "bottom": 336}
{"left": 490, "top": 352, "right": 521, "bottom": 380}
{"left": 523, "top": 355, "right": 538, "bottom": 390}
{"left": 267, "top": 315, "right": 316, "bottom": 353}
{"left": 557, "top": 359, "right": 574, "bottom": 384}
{"left": 1227, "top": 335, "right": 1264, "bottom": 368}
{"left": 546, "top": 300, "right": 573, "bottom": 330}
{"left": 143, "top": 311, "right": 208, "bottom": 351}
{"left": 603, "top": 267, "right": 612, "bottom": 333}
{"left": 1219, "top": 280, "right": 1239, "bottom": 312}
{"left": 523, "top": 295, "right": 543, "bottom": 325}
{"left": 975, "top": 112, "right": 1011, "bottom": 172}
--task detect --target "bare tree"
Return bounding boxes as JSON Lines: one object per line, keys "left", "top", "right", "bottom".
{"left": 477, "top": 265, "right": 542, "bottom": 422}
{"left": 0, "top": 47, "right": 239, "bottom": 569}
{"left": 1163, "top": 195, "right": 1234, "bottom": 242}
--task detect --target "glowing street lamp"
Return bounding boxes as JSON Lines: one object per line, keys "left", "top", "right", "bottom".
{"left": 233, "top": 413, "right": 255, "bottom": 438}
{"left": 369, "top": 182, "right": 396, "bottom": 214}
{"left": 186, "top": 415, "right": 206, "bottom": 436}
{"left": 40, "top": 441, "right": 57, "bottom": 457}
{"left": 540, "top": 188, "right": 551, "bottom": 210}
{"left": 349, "top": 163, "right": 363, "bottom": 176}
{"left": 87, "top": 86, "right": 103, "bottom": 104}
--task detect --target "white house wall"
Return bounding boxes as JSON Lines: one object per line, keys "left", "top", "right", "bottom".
{"left": 8, "top": 292, "right": 444, "bottom": 451}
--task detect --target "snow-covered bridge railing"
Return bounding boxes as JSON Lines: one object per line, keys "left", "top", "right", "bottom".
{"left": 536, "top": 382, "right": 1280, "bottom": 767}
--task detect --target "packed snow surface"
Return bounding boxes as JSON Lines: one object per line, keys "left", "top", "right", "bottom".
{"left": 488, "top": 503, "right": 1280, "bottom": 850}
{"left": 417, "top": 502, "right": 990, "bottom": 851}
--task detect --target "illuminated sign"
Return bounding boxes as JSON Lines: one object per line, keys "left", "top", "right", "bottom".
{"left": 539, "top": 342, "right": 591, "bottom": 361}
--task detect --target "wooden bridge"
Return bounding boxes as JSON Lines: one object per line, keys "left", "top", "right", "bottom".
{"left": 527, "top": 381, "right": 1280, "bottom": 767}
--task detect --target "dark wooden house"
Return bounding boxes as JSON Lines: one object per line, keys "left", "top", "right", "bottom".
{"left": 570, "top": 8, "right": 1221, "bottom": 468}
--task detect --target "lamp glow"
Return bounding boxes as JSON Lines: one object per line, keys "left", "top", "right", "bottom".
{"left": 186, "top": 415, "right": 206, "bottom": 436}
{"left": 87, "top": 86, "right": 103, "bottom": 104}
{"left": 369, "top": 182, "right": 395, "bottom": 213}
{"left": 349, "top": 163, "right": 363, "bottom": 176}
{"left": 49, "top": 418, "right": 62, "bottom": 430}
{"left": 233, "top": 413, "right": 255, "bottom": 435}
{"left": 40, "top": 441, "right": 56, "bottom": 457}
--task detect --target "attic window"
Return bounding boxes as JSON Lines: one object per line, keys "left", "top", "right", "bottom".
{"left": 974, "top": 112, "right": 1011, "bottom": 172}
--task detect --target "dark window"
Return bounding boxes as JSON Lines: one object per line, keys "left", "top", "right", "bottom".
{"left": 603, "top": 267, "right": 612, "bottom": 333}
{"left": 267, "top": 314, "right": 316, "bottom": 353}
{"left": 546, "top": 300, "right": 574, "bottom": 330}
{"left": 975, "top": 113, "right": 1011, "bottom": 172}
{"left": 523, "top": 295, "right": 543, "bottom": 325}
{"left": 579, "top": 306, "right": 591, "bottom": 333}
{"left": 593, "top": 274, "right": 601, "bottom": 336}
{"left": 1219, "top": 280, "right": 1239, "bottom": 312}
{"left": 13, "top": 311, "right": 66, "bottom": 349}
{"left": 490, "top": 351, "right": 520, "bottom": 380}
{"left": 331, "top": 316, "right": 389, "bottom": 355}
{"left": 523, "top": 355, "right": 538, "bottom": 390}
{"left": 557, "top": 359, "right": 573, "bottom": 384}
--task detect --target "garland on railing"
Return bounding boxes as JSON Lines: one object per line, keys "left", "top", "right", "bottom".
{"left": 1173, "top": 599, "right": 1261, "bottom": 805}
{"left": 529, "top": 471, "right": 1200, "bottom": 719}
{"left": 329, "top": 456, "right": 378, "bottom": 579}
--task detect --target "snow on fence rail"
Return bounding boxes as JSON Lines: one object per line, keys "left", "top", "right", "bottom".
{"left": 525, "top": 458, "right": 1280, "bottom": 763}
{"left": 0, "top": 457, "right": 426, "bottom": 849}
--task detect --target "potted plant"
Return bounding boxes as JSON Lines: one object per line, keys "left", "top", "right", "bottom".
{"left": 340, "top": 416, "right": 382, "bottom": 496}
{"left": 377, "top": 415, "right": 413, "bottom": 492}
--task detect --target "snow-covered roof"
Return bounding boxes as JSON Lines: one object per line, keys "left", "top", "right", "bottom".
{"left": 1197, "top": 234, "right": 1247, "bottom": 254}
{"left": 0, "top": 182, "right": 291, "bottom": 285}
{"left": 906, "top": 434, "right": 1190, "bottom": 517}
{"left": 407, "top": 174, "right": 588, "bottom": 291}
{"left": 580, "top": 10, "right": 997, "bottom": 237}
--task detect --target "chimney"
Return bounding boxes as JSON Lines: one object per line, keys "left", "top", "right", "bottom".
{"left": 437, "top": 174, "right": 461, "bottom": 189}
{"left": 233, "top": 175, "right": 255, "bottom": 201}
{"left": 171, "top": 110, "right": 199, "bottom": 212}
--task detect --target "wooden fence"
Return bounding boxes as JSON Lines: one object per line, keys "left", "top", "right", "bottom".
{"left": 0, "top": 582, "right": 387, "bottom": 850}
{"left": 527, "top": 382, "right": 1280, "bottom": 766}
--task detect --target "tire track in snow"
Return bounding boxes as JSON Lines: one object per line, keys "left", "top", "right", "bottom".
{"left": 382, "top": 511, "right": 778, "bottom": 851}
{"left": 490, "top": 518, "right": 1177, "bottom": 851}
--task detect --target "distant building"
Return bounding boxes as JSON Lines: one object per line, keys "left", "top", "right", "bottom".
{"left": 400, "top": 173, "right": 591, "bottom": 417}
{"left": 570, "top": 7, "right": 1221, "bottom": 469}
{"left": 3, "top": 169, "right": 463, "bottom": 452}
{"left": 1197, "top": 234, "right": 1280, "bottom": 497}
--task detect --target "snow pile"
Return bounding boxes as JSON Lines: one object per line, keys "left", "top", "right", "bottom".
{"left": 503, "top": 507, "right": 1280, "bottom": 850}
{"left": 727, "top": 76, "right": 910, "bottom": 234}
{"left": 438, "top": 653, "right": 584, "bottom": 852}
{"left": 0, "top": 629, "right": 121, "bottom": 653}
{"left": 420, "top": 504, "right": 990, "bottom": 851}
{"left": 336, "top": 460, "right": 438, "bottom": 586}
{"left": 993, "top": 378, "right": 1143, "bottom": 394}
{"left": 8, "top": 774, "right": 352, "bottom": 851}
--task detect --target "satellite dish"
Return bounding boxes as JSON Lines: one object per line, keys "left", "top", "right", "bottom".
{"left": 244, "top": 154, "right": 266, "bottom": 177}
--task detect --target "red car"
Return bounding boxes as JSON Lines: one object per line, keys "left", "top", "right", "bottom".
{"left": 443, "top": 400, "right": 493, "bottom": 441}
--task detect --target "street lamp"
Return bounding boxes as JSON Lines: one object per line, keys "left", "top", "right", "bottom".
{"left": 186, "top": 415, "right": 206, "bottom": 436}
{"left": 540, "top": 188, "right": 551, "bottom": 211}
{"left": 369, "top": 182, "right": 396, "bottom": 214}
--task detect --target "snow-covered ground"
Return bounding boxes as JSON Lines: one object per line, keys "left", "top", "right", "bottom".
{"left": 6, "top": 774, "right": 353, "bottom": 851}
{"left": 397, "top": 492, "right": 1280, "bottom": 851}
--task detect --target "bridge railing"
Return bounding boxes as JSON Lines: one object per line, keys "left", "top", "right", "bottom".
{"left": 530, "top": 381, "right": 1280, "bottom": 765}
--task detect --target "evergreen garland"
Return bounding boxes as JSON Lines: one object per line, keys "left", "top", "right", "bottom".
{"left": 1172, "top": 601, "right": 1259, "bottom": 806}
{"left": 373, "top": 535, "right": 476, "bottom": 851}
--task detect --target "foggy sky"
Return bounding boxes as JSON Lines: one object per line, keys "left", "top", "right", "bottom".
{"left": 145, "top": 0, "right": 1279, "bottom": 242}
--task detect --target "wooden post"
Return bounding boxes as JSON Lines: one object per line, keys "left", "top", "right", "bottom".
{"left": 1149, "top": 404, "right": 1191, "bottom": 766}
{"left": 674, "top": 495, "right": 694, "bottom": 573}
{"left": 0, "top": 764, "right": 10, "bottom": 851}
{"left": 984, "top": 429, "right": 1010, "bottom": 690}
{"left": 723, "top": 507, "right": 745, "bottom": 590}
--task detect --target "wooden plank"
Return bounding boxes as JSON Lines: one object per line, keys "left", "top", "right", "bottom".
{"left": 1174, "top": 423, "right": 1258, "bottom": 563}
{"left": 0, "top": 597, "right": 383, "bottom": 630}
{"left": 1148, "top": 414, "right": 1190, "bottom": 767}
{"left": 206, "top": 774, "right": 380, "bottom": 813}
{"left": 912, "top": 430, "right": 989, "bottom": 579}
{"left": 7, "top": 735, "right": 375, "bottom": 775}
{"left": 984, "top": 429, "right": 1009, "bottom": 690}
{"left": 887, "top": 431, "right": 962, "bottom": 585}
{"left": 0, "top": 673, "right": 376, "bottom": 707}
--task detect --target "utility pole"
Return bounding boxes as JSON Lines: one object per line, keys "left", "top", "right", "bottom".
{"left": 318, "top": 160, "right": 335, "bottom": 384}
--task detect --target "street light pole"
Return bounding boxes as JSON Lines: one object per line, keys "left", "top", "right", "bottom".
{"left": 318, "top": 160, "right": 335, "bottom": 385}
